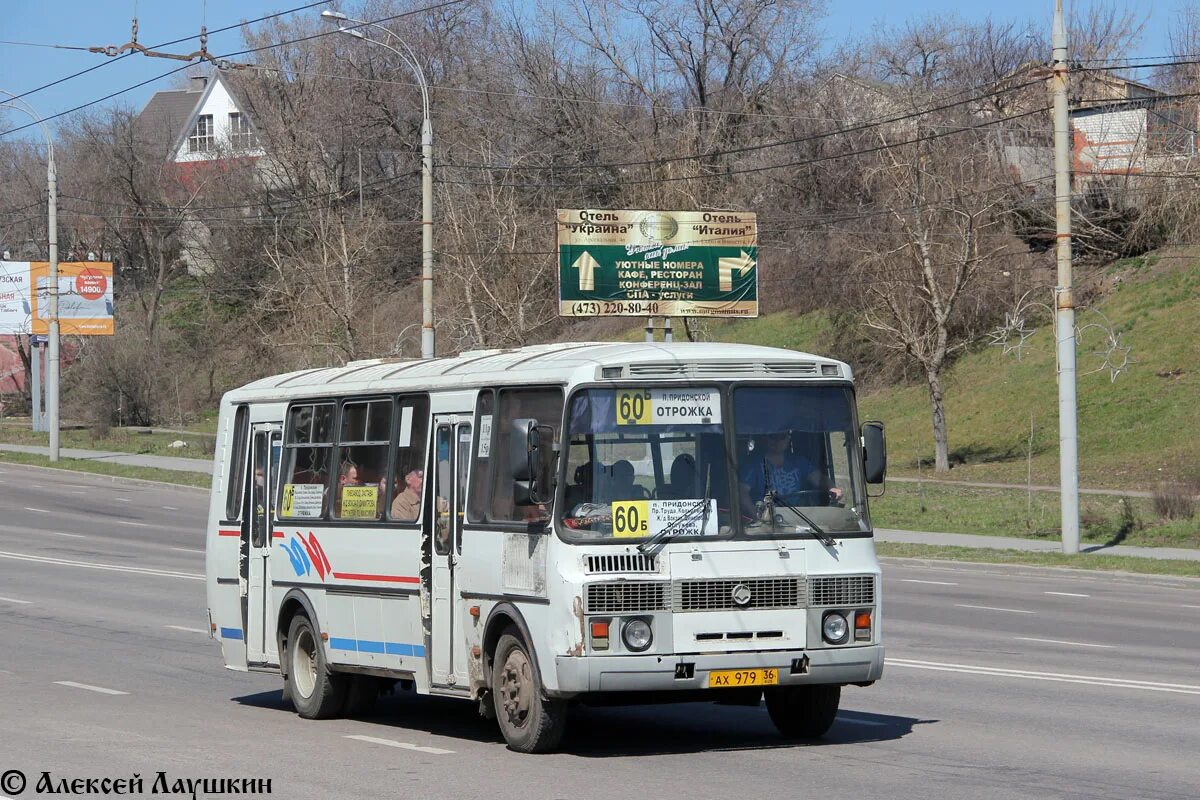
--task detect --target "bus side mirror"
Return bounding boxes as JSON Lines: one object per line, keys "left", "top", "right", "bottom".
{"left": 511, "top": 419, "right": 555, "bottom": 506}
{"left": 862, "top": 421, "right": 886, "bottom": 484}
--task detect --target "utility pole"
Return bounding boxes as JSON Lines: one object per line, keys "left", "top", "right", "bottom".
{"left": 1052, "top": 0, "right": 1080, "bottom": 554}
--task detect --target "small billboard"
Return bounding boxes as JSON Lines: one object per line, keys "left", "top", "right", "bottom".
{"left": 0, "top": 261, "right": 114, "bottom": 336}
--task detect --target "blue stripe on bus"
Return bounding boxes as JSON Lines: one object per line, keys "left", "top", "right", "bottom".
{"left": 329, "top": 637, "right": 425, "bottom": 657}
{"left": 220, "top": 627, "right": 244, "bottom": 640}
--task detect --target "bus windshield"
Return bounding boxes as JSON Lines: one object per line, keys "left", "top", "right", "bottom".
{"left": 732, "top": 386, "right": 869, "bottom": 536}
{"left": 559, "top": 387, "right": 731, "bottom": 541}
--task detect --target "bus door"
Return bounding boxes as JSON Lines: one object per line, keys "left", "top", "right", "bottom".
{"left": 429, "top": 415, "right": 471, "bottom": 688}
{"left": 247, "top": 424, "right": 282, "bottom": 665}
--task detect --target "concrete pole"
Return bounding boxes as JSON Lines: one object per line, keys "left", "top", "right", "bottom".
{"left": 420, "top": 118, "right": 435, "bottom": 360}
{"left": 1052, "top": 0, "right": 1080, "bottom": 554}
{"left": 31, "top": 339, "right": 42, "bottom": 432}
{"left": 47, "top": 146, "right": 60, "bottom": 461}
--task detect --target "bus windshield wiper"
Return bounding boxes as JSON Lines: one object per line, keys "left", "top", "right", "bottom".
{"left": 770, "top": 491, "right": 835, "bottom": 547}
{"left": 638, "top": 469, "right": 712, "bottom": 555}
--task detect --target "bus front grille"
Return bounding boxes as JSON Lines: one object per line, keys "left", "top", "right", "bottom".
{"left": 672, "top": 577, "right": 805, "bottom": 611}
{"left": 585, "top": 581, "right": 669, "bottom": 613}
{"left": 808, "top": 575, "right": 875, "bottom": 607}
{"left": 585, "top": 553, "right": 658, "bottom": 574}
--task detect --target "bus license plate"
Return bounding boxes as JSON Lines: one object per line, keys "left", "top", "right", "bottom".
{"left": 708, "top": 668, "right": 779, "bottom": 688}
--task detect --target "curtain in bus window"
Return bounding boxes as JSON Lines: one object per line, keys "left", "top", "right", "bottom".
{"left": 387, "top": 395, "right": 431, "bottom": 523}
{"left": 334, "top": 399, "right": 392, "bottom": 520}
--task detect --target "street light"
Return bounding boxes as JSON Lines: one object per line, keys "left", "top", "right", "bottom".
{"left": 1, "top": 90, "right": 60, "bottom": 461}
{"left": 322, "top": 9, "right": 435, "bottom": 360}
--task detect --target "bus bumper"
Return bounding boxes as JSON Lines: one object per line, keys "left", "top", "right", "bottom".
{"left": 551, "top": 645, "right": 884, "bottom": 695}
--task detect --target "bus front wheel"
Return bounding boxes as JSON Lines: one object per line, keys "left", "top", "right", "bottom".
{"left": 491, "top": 632, "right": 567, "bottom": 753}
{"left": 285, "top": 614, "right": 346, "bottom": 719}
{"left": 765, "top": 684, "right": 841, "bottom": 739}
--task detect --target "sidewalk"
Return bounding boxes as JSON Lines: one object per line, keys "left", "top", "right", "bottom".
{"left": 0, "top": 442, "right": 213, "bottom": 474}
{"left": 888, "top": 475, "right": 1160, "bottom": 499}
{"left": 876, "top": 527, "right": 1200, "bottom": 562}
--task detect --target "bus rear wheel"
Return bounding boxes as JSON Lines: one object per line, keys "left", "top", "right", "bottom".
{"left": 491, "top": 632, "right": 567, "bottom": 753}
{"left": 285, "top": 614, "right": 346, "bottom": 719}
{"left": 765, "top": 684, "right": 841, "bottom": 739}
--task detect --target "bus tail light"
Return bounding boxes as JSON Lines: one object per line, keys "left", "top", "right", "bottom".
{"left": 590, "top": 619, "right": 610, "bottom": 651}
{"left": 854, "top": 610, "right": 872, "bottom": 641}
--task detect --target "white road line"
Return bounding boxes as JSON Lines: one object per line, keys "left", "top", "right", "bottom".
{"left": 1182, "top": 605, "right": 1200, "bottom": 610}
{"left": 163, "top": 506, "right": 179, "bottom": 511}
{"left": 49, "top": 531, "right": 86, "bottom": 539}
{"left": 23, "top": 507, "right": 50, "bottom": 513}
{"left": 31, "top": 484, "right": 44, "bottom": 488}
{"left": 0, "top": 596, "right": 32, "bottom": 604}
{"left": 836, "top": 715, "right": 888, "bottom": 727}
{"left": 887, "top": 658, "right": 1200, "bottom": 695}
{"left": 54, "top": 681, "right": 129, "bottom": 696}
{"left": 115, "top": 498, "right": 131, "bottom": 503}
{"left": 118, "top": 521, "right": 151, "bottom": 528}
{"left": 171, "top": 547, "right": 204, "bottom": 554}
{"left": 0, "top": 550, "right": 202, "bottom": 581}
{"left": 345, "top": 734, "right": 454, "bottom": 755}
{"left": 955, "top": 603, "right": 1034, "bottom": 614}
{"left": 1044, "top": 591, "right": 1090, "bottom": 598}
{"left": 901, "top": 579, "right": 959, "bottom": 586}
{"left": 1015, "top": 637, "right": 1114, "bottom": 649}
{"left": 164, "top": 625, "right": 208, "bottom": 634}
{"left": 69, "top": 490, "right": 86, "bottom": 495}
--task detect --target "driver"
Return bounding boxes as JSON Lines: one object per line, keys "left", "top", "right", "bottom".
{"left": 739, "top": 431, "right": 843, "bottom": 512}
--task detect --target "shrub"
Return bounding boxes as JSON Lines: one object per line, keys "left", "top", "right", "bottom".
{"left": 1152, "top": 482, "right": 1197, "bottom": 521}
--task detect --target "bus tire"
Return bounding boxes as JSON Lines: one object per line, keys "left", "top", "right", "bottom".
{"left": 491, "top": 632, "right": 567, "bottom": 753}
{"left": 765, "top": 684, "right": 841, "bottom": 739}
{"left": 285, "top": 614, "right": 346, "bottom": 720}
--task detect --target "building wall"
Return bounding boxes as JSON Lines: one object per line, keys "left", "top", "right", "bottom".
{"left": 1073, "top": 107, "right": 1148, "bottom": 175}
{"left": 173, "top": 79, "right": 263, "bottom": 163}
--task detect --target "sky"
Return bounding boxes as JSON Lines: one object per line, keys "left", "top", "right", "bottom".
{"left": 0, "top": 0, "right": 1184, "bottom": 141}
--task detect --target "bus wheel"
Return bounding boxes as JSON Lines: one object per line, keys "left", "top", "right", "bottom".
{"left": 286, "top": 615, "right": 346, "bottom": 719}
{"left": 765, "top": 684, "right": 841, "bottom": 739}
{"left": 491, "top": 632, "right": 567, "bottom": 753}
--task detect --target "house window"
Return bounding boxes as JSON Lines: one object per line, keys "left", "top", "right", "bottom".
{"left": 188, "top": 114, "right": 214, "bottom": 153}
{"left": 228, "top": 112, "right": 257, "bottom": 150}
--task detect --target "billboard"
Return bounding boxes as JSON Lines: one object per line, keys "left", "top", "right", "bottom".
{"left": 557, "top": 209, "right": 758, "bottom": 318}
{"left": 0, "top": 261, "right": 114, "bottom": 336}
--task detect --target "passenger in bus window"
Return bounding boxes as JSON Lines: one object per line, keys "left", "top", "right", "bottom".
{"left": 390, "top": 468, "right": 424, "bottom": 522}
{"left": 334, "top": 461, "right": 360, "bottom": 516}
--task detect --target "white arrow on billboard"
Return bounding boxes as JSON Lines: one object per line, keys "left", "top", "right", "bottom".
{"left": 571, "top": 251, "right": 600, "bottom": 292}
{"left": 718, "top": 250, "right": 756, "bottom": 292}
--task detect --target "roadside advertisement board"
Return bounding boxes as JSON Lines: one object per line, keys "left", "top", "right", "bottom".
{"left": 0, "top": 261, "right": 114, "bottom": 335}
{"left": 557, "top": 209, "right": 758, "bottom": 318}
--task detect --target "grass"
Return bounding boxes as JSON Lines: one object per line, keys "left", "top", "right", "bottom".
{"left": 875, "top": 541, "right": 1200, "bottom": 579}
{"left": 871, "top": 481, "right": 1200, "bottom": 549}
{"left": 859, "top": 260, "right": 1200, "bottom": 490}
{"left": 616, "top": 310, "right": 831, "bottom": 353}
{"left": 0, "top": 426, "right": 214, "bottom": 458}
{"left": 0, "top": 450, "right": 210, "bottom": 489}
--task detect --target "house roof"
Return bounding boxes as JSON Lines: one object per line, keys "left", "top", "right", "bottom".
{"left": 135, "top": 83, "right": 206, "bottom": 153}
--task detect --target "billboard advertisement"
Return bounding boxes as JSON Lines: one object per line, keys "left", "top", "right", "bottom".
{"left": 0, "top": 261, "right": 114, "bottom": 336}
{"left": 557, "top": 209, "right": 758, "bottom": 318}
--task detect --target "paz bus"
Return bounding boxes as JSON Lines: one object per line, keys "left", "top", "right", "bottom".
{"left": 204, "top": 342, "right": 887, "bottom": 753}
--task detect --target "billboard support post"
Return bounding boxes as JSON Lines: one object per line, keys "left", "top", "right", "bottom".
{"left": 31, "top": 337, "right": 42, "bottom": 433}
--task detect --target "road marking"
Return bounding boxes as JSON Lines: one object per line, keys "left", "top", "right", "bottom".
{"left": 0, "top": 596, "right": 32, "bottom": 604}
{"left": 836, "top": 715, "right": 888, "bottom": 727}
{"left": 1044, "top": 591, "right": 1090, "bottom": 598}
{"left": 1015, "top": 637, "right": 1114, "bottom": 649}
{"left": 31, "top": 483, "right": 45, "bottom": 488}
{"left": 54, "top": 681, "right": 129, "bottom": 696}
{"left": 171, "top": 547, "right": 204, "bottom": 554}
{"left": 164, "top": 625, "right": 208, "bottom": 634}
{"left": 887, "top": 658, "right": 1200, "bottom": 695}
{"left": 69, "top": 490, "right": 86, "bottom": 495}
{"left": 901, "top": 579, "right": 958, "bottom": 586}
{"left": 344, "top": 734, "right": 454, "bottom": 755}
{"left": 118, "top": 521, "right": 151, "bottom": 528}
{"left": 955, "top": 603, "right": 1034, "bottom": 614}
{"left": 0, "top": 550, "right": 202, "bottom": 581}
{"left": 49, "top": 531, "right": 86, "bottom": 539}
{"left": 163, "top": 506, "right": 179, "bottom": 511}
{"left": 23, "top": 507, "right": 50, "bottom": 513}
{"left": 115, "top": 498, "right": 131, "bottom": 503}
{"left": 1182, "top": 605, "right": 1200, "bottom": 610}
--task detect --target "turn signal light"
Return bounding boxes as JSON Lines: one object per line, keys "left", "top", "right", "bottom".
{"left": 854, "top": 610, "right": 872, "bottom": 641}
{"left": 590, "top": 619, "right": 610, "bottom": 651}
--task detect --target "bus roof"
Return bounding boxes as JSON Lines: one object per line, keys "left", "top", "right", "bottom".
{"left": 224, "top": 341, "right": 853, "bottom": 404}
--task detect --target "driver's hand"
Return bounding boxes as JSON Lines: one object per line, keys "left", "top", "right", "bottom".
{"left": 829, "top": 487, "right": 845, "bottom": 503}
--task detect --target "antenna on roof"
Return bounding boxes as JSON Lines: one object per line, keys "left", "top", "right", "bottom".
{"left": 87, "top": 15, "right": 248, "bottom": 71}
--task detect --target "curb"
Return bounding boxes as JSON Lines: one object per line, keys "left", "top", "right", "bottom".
{"left": 0, "top": 457, "right": 209, "bottom": 493}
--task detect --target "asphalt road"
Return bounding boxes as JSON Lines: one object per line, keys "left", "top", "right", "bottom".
{"left": 1, "top": 466, "right": 1198, "bottom": 800}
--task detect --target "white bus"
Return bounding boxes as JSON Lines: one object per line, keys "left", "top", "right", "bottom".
{"left": 205, "top": 342, "right": 887, "bottom": 752}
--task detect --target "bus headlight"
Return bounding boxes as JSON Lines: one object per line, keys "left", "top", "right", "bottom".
{"left": 822, "top": 612, "right": 849, "bottom": 644}
{"left": 622, "top": 617, "right": 653, "bottom": 652}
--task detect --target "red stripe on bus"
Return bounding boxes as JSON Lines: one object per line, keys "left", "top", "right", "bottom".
{"left": 218, "top": 530, "right": 240, "bottom": 537}
{"left": 332, "top": 572, "right": 420, "bottom": 584}
{"left": 272, "top": 531, "right": 285, "bottom": 539}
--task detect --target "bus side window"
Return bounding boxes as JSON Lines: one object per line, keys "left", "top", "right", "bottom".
{"left": 466, "top": 391, "right": 494, "bottom": 524}
{"left": 225, "top": 405, "right": 249, "bottom": 521}
{"left": 488, "top": 388, "right": 564, "bottom": 524}
{"left": 278, "top": 403, "right": 335, "bottom": 520}
{"left": 387, "top": 395, "right": 431, "bottom": 523}
{"left": 333, "top": 398, "right": 391, "bottom": 520}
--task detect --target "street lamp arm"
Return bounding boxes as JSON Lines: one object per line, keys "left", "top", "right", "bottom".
{"left": 328, "top": 15, "right": 430, "bottom": 123}
{"left": 0, "top": 90, "right": 55, "bottom": 177}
